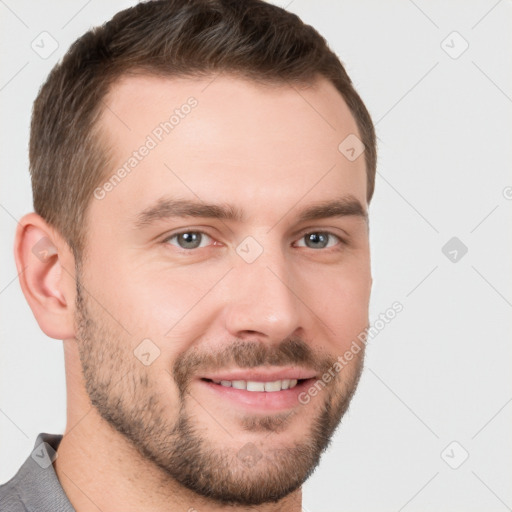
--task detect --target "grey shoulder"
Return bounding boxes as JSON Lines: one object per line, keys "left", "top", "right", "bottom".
{"left": 0, "top": 477, "right": 29, "bottom": 512}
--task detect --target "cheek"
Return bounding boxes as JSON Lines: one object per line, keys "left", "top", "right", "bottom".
{"left": 89, "top": 257, "right": 224, "bottom": 342}
{"left": 300, "top": 261, "right": 371, "bottom": 346}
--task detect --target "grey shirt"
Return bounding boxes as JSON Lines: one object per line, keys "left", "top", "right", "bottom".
{"left": 0, "top": 433, "right": 75, "bottom": 511}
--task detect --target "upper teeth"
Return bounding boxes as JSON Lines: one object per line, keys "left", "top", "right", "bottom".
{"left": 213, "top": 379, "right": 299, "bottom": 392}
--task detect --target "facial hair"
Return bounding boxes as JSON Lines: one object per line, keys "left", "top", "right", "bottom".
{"left": 73, "top": 271, "right": 365, "bottom": 506}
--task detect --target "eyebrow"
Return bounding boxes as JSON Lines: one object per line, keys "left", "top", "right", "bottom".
{"left": 133, "top": 195, "right": 367, "bottom": 229}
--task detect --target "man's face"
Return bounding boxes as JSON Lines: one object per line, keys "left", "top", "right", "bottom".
{"left": 74, "top": 74, "right": 371, "bottom": 505}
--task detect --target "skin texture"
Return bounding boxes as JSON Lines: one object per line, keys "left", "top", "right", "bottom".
{"left": 15, "top": 74, "right": 372, "bottom": 512}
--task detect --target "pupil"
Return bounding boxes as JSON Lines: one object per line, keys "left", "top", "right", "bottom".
{"left": 179, "top": 232, "right": 201, "bottom": 248}
{"left": 307, "top": 233, "right": 327, "bottom": 249}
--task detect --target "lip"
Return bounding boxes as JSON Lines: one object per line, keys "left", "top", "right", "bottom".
{"left": 196, "top": 368, "right": 318, "bottom": 412}
{"left": 199, "top": 367, "right": 318, "bottom": 382}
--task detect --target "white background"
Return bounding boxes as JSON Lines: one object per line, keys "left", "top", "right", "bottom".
{"left": 1, "top": 1, "right": 511, "bottom": 510}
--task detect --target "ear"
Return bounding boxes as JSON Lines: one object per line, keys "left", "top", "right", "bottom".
{"left": 14, "top": 213, "right": 77, "bottom": 340}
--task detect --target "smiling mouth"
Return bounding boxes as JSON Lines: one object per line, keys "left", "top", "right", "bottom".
{"left": 198, "top": 374, "right": 318, "bottom": 411}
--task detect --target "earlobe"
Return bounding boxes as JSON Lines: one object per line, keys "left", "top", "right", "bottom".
{"left": 14, "top": 213, "right": 77, "bottom": 340}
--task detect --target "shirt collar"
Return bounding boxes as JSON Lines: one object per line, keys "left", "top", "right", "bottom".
{"left": 9, "top": 432, "right": 75, "bottom": 512}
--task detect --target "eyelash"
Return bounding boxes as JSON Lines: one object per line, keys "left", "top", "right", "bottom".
{"left": 162, "top": 230, "right": 346, "bottom": 251}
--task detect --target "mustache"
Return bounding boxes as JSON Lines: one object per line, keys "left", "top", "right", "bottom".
{"left": 172, "top": 337, "right": 336, "bottom": 393}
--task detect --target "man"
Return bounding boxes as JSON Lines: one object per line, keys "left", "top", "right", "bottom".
{"left": 1, "top": 0, "right": 376, "bottom": 510}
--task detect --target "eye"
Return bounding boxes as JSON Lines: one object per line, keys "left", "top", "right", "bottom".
{"left": 295, "top": 232, "right": 342, "bottom": 250}
{"left": 164, "top": 231, "right": 213, "bottom": 250}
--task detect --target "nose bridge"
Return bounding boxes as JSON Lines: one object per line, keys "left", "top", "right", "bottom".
{"left": 223, "top": 243, "right": 301, "bottom": 340}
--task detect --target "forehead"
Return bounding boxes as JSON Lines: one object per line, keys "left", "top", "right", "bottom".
{"left": 92, "top": 73, "right": 367, "bottom": 226}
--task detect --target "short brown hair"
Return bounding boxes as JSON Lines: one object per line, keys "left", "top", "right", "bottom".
{"left": 30, "top": 0, "right": 376, "bottom": 262}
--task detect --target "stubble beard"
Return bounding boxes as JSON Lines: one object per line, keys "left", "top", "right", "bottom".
{"left": 73, "top": 273, "right": 365, "bottom": 506}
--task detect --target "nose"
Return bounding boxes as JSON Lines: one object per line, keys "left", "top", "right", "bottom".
{"left": 222, "top": 251, "right": 302, "bottom": 343}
